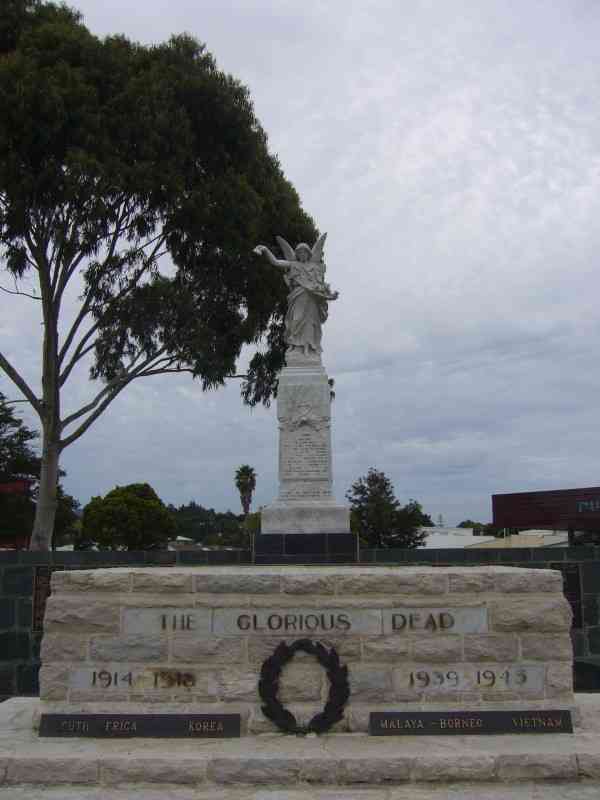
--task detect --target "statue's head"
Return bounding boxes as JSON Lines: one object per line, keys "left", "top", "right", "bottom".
{"left": 295, "top": 243, "right": 312, "bottom": 263}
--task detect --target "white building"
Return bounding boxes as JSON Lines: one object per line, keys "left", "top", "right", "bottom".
{"left": 418, "top": 527, "right": 497, "bottom": 549}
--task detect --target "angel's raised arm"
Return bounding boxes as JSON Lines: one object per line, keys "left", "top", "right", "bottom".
{"left": 253, "top": 245, "right": 291, "bottom": 269}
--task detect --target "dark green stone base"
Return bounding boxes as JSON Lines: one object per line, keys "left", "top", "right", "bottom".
{"left": 254, "top": 532, "right": 358, "bottom": 564}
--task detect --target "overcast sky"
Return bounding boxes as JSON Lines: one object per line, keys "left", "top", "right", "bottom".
{"left": 2, "top": 0, "right": 600, "bottom": 525}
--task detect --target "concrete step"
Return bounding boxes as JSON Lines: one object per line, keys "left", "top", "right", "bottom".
{"left": 3, "top": 698, "right": 600, "bottom": 793}
{"left": 2, "top": 785, "right": 600, "bottom": 800}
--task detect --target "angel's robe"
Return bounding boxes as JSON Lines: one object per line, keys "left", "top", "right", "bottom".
{"left": 284, "top": 261, "right": 330, "bottom": 354}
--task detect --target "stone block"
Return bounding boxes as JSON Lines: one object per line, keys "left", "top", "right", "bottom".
{"left": 247, "top": 635, "right": 361, "bottom": 663}
{"left": 247, "top": 704, "right": 344, "bottom": 734}
{"left": 195, "top": 573, "right": 280, "bottom": 594}
{"left": 213, "top": 607, "right": 382, "bottom": 636}
{"left": 261, "top": 503, "right": 350, "bottom": 534}
{"left": 279, "top": 663, "right": 324, "bottom": 702}
{"left": 412, "top": 755, "right": 495, "bottom": 782}
{"left": 297, "top": 758, "right": 341, "bottom": 783}
{"left": 464, "top": 634, "right": 518, "bottom": 662}
{"left": 413, "top": 636, "right": 462, "bottom": 662}
{"left": 101, "top": 757, "right": 207, "bottom": 785}
{"left": 218, "top": 669, "right": 259, "bottom": 702}
{"left": 546, "top": 662, "right": 573, "bottom": 696}
{"left": 349, "top": 665, "right": 394, "bottom": 701}
{"left": 336, "top": 572, "right": 446, "bottom": 595}
{"left": 448, "top": 571, "right": 495, "bottom": 593}
{"left": 44, "top": 598, "right": 120, "bottom": 633}
{"left": 131, "top": 571, "right": 193, "bottom": 593}
{"left": 90, "top": 635, "right": 168, "bottom": 662}
{"left": 59, "top": 570, "right": 128, "bottom": 593}
{"left": 577, "top": 753, "right": 600, "bottom": 779}
{"left": 382, "top": 607, "right": 487, "bottom": 635}
{"left": 123, "top": 607, "right": 210, "bottom": 636}
{"left": 520, "top": 633, "right": 573, "bottom": 661}
{"left": 496, "top": 754, "right": 577, "bottom": 781}
{"left": 490, "top": 597, "right": 572, "bottom": 632}
{"left": 6, "top": 757, "right": 98, "bottom": 784}
{"left": 41, "top": 634, "right": 88, "bottom": 662}
{"left": 69, "top": 689, "right": 130, "bottom": 702}
{"left": 338, "top": 758, "right": 411, "bottom": 783}
{"left": 209, "top": 757, "right": 302, "bottom": 784}
{"left": 393, "top": 665, "right": 475, "bottom": 696}
{"left": 38, "top": 664, "right": 68, "bottom": 701}
{"left": 493, "top": 569, "right": 563, "bottom": 594}
{"left": 171, "top": 637, "right": 244, "bottom": 663}
{"left": 346, "top": 706, "right": 371, "bottom": 731}
{"left": 281, "top": 574, "right": 336, "bottom": 594}
{"left": 49, "top": 570, "right": 69, "bottom": 591}
{"left": 362, "top": 636, "right": 411, "bottom": 662}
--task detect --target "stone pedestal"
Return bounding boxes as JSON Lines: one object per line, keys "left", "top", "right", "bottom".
{"left": 261, "top": 352, "right": 349, "bottom": 536}
{"left": 6, "top": 564, "right": 587, "bottom": 794}
{"left": 38, "top": 565, "right": 574, "bottom": 727}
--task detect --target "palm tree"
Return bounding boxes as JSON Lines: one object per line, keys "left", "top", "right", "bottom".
{"left": 235, "top": 465, "right": 256, "bottom": 517}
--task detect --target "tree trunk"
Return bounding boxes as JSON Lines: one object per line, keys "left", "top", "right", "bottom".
{"left": 29, "top": 426, "right": 60, "bottom": 551}
{"left": 30, "top": 293, "right": 61, "bottom": 552}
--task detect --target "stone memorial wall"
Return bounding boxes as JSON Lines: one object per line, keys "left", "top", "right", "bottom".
{"left": 39, "top": 565, "right": 574, "bottom": 733}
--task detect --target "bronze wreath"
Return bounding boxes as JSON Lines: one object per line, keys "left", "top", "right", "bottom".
{"left": 258, "top": 638, "right": 350, "bottom": 735}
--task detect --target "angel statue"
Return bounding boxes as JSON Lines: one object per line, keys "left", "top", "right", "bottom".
{"left": 253, "top": 233, "right": 339, "bottom": 358}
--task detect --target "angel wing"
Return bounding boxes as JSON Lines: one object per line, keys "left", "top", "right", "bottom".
{"left": 276, "top": 236, "right": 296, "bottom": 262}
{"left": 311, "top": 232, "right": 327, "bottom": 264}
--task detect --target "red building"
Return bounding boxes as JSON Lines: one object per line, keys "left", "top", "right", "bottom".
{"left": 0, "top": 479, "right": 34, "bottom": 549}
{"left": 492, "top": 486, "right": 600, "bottom": 544}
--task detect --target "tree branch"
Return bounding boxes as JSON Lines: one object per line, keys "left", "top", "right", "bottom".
{"left": 0, "top": 351, "right": 42, "bottom": 415}
{"left": 60, "top": 375, "right": 135, "bottom": 448}
{"left": 58, "top": 233, "right": 167, "bottom": 380}
{"left": 60, "top": 375, "right": 124, "bottom": 430}
{"left": 59, "top": 347, "right": 168, "bottom": 448}
{"left": 0, "top": 285, "right": 40, "bottom": 300}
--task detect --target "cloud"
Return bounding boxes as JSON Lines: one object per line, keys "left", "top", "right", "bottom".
{"left": 3, "top": 0, "right": 600, "bottom": 525}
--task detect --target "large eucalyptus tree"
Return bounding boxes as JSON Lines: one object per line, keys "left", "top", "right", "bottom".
{"left": 0, "top": 1, "right": 316, "bottom": 549}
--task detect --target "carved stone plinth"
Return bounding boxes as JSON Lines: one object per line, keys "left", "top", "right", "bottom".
{"left": 37, "top": 566, "right": 575, "bottom": 729}
{"left": 261, "top": 354, "right": 349, "bottom": 535}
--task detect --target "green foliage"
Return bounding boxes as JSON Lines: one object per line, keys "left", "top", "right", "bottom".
{"left": 0, "top": 392, "right": 40, "bottom": 481}
{"left": 0, "top": 491, "right": 35, "bottom": 540}
{"left": 245, "top": 510, "right": 261, "bottom": 536}
{"left": 457, "top": 519, "right": 497, "bottom": 536}
{"left": 0, "top": 393, "right": 78, "bottom": 544}
{"left": 0, "top": 392, "right": 38, "bottom": 541}
{"left": 170, "top": 501, "right": 243, "bottom": 544}
{"left": 1, "top": 2, "right": 318, "bottom": 549}
{"left": 52, "top": 484, "right": 80, "bottom": 546}
{"left": 203, "top": 527, "right": 246, "bottom": 548}
{"left": 0, "top": 3, "right": 316, "bottom": 404}
{"left": 346, "top": 468, "right": 429, "bottom": 549}
{"left": 80, "top": 482, "right": 175, "bottom": 550}
{"left": 234, "top": 464, "right": 256, "bottom": 516}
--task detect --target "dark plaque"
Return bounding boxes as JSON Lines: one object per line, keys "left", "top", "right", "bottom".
{"left": 370, "top": 710, "right": 573, "bottom": 736}
{"left": 39, "top": 713, "right": 240, "bottom": 738}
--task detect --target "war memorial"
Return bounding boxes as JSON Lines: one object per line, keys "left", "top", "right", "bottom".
{"left": 2, "top": 236, "right": 600, "bottom": 798}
